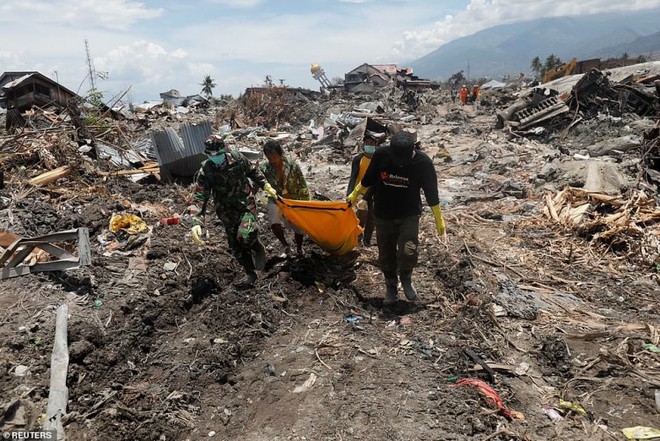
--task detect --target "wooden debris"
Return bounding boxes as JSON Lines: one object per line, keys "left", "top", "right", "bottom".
{"left": 43, "top": 304, "right": 69, "bottom": 440}
{"left": 28, "top": 166, "right": 71, "bottom": 186}
{"left": 100, "top": 161, "right": 160, "bottom": 177}
{"left": 543, "top": 187, "right": 660, "bottom": 265}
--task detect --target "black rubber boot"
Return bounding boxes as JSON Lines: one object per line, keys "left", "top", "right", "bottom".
{"left": 384, "top": 278, "right": 398, "bottom": 306}
{"left": 245, "top": 270, "right": 258, "bottom": 285}
{"left": 252, "top": 239, "right": 266, "bottom": 270}
{"left": 399, "top": 270, "right": 417, "bottom": 301}
{"left": 234, "top": 270, "right": 257, "bottom": 290}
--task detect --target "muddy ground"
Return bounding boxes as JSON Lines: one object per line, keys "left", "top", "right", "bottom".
{"left": 1, "top": 97, "right": 659, "bottom": 441}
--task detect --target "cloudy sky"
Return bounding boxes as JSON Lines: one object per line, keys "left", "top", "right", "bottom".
{"left": 1, "top": 0, "right": 658, "bottom": 103}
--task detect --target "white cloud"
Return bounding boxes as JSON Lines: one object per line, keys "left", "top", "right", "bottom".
{"left": 0, "top": 0, "right": 162, "bottom": 30}
{"left": 206, "top": 0, "right": 263, "bottom": 7}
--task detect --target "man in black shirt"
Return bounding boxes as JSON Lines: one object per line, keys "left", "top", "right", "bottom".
{"left": 351, "top": 131, "right": 446, "bottom": 305}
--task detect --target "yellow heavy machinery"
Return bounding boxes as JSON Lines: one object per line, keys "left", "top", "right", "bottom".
{"left": 542, "top": 58, "right": 577, "bottom": 83}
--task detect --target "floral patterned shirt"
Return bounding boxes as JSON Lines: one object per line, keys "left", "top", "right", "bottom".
{"left": 260, "top": 156, "right": 310, "bottom": 201}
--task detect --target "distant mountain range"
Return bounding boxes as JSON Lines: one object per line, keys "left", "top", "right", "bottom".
{"left": 410, "top": 10, "right": 660, "bottom": 82}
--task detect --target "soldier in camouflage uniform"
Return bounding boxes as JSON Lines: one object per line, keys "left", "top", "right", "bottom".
{"left": 260, "top": 139, "right": 310, "bottom": 256}
{"left": 192, "top": 135, "right": 278, "bottom": 286}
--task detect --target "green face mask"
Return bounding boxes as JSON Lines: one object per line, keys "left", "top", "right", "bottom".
{"left": 207, "top": 151, "right": 226, "bottom": 166}
{"left": 364, "top": 145, "right": 376, "bottom": 155}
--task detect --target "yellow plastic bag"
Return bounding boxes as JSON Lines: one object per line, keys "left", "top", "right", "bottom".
{"left": 275, "top": 198, "right": 362, "bottom": 255}
{"left": 109, "top": 213, "right": 148, "bottom": 235}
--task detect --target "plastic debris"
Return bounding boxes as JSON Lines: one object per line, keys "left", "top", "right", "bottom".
{"left": 541, "top": 405, "right": 564, "bottom": 422}
{"left": 160, "top": 216, "right": 180, "bottom": 225}
{"left": 109, "top": 212, "right": 148, "bottom": 235}
{"left": 450, "top": 378, "right": 525, "bottom": 420}
{"left": 558, "top": 399, "right": 586, "bottom": 415}
{"left": 345, "top": 315, "right": 363, "bottom": 323}
{"left": 621, "top": 426, "right": 660, "bottom": 440}
{"left": 642, "top": 343, "right": 660, "bottom": 353}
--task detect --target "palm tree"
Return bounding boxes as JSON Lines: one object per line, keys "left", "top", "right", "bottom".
{"left": 200, "top": 75, "right": 216, "bottom": 97}
{"left": 530, "top": 56, "right": 542, "bottom": 78}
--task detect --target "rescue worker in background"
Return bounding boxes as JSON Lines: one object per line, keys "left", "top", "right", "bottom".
{"left": 450, "top": 87, "right": 457, "bottom": 104}
{"left": 471, "top": 84, "right": 480, "bottom": 104}
{"left": 260, "top": 139, "right": 310, "bottom": 257}
{"left": 191, "top": 135, "right": 278, "bottom": 287}
{"left": 459, "top": 85, "right": 469, "bottom": 105}
{"left": 348, "top": 131, "right": 446, "bottom": 306}
{"left": 346, "top": 132, "right": 380, "bottom": 247}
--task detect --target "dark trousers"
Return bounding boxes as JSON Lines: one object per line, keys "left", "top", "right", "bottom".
{"left": 356, "top": 197, "right": 375, "bottom": 245}
{"left": 219, "top": 209, "right": 258, "bottom": 272}
{"left": 374, "top": 215, "right": 420, "bottom": 279}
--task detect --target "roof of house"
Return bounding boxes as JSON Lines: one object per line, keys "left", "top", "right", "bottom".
{"left": 0, "top": 71, "right": 78, "bottom": 97}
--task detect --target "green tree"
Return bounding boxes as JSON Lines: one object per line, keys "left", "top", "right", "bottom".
{"left": 448, "top": 70, "right": 465, "bottom": 86}
{"left": 530, "top": 56, "right": 543, "bottom": 78}
{"left": 543, "top": 54, "right": 563, "bottom": 72}
{"left": 637, "top": 54, "right": 648, "bottom": 63}
{"left": 85, "top": 88, "right": 105, "bottom": 109}
{"left": 621, "top": 52, "right": 629, "bottom": 61}
{"left": 200, "top": 75, "right": 216, "bottom": 97}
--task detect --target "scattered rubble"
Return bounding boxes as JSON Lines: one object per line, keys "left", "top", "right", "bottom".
{"left": 0, "top": 61, "right": 658, "bottom": 440}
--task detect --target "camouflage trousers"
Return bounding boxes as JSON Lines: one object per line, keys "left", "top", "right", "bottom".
{"left": 218, "top": 206, "right": 260, "bottom": 272}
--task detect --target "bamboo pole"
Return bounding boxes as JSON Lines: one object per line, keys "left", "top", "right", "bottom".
{"left": 43, "top": 303, "right": 69, "bottom": 441}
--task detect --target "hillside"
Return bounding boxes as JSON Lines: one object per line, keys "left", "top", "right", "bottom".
{"left": 411, "top": 9, "right": 660, "bottom": 81}
{"left": 593, "top": 30, "right": 660, "bottom": 59}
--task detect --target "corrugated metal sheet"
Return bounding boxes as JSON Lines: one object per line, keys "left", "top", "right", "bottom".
{"left": 181, "top": 121, "right": 212, "bottom": 154}
{"left": 150, "top": 127, "right": 183, "bottom": 164}
{"left": 150, "top": 121, "right": 213, "bottom": 178}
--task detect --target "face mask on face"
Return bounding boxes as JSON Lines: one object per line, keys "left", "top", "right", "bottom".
{"left": 207, "top": 151, "right": 226, "bottom": 166}
{"left": 364, "top": 145, "right": 376, "bottom": 155}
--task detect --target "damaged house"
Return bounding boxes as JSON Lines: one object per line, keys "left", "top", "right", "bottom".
{"left": 0, "top": 71, "right": 79, "bottom": 129}
{"left": 343, "top": 63, "right": 432, "bottom": 93}
{"left": 0, "top": 71, "right": 78, "bottom": 112}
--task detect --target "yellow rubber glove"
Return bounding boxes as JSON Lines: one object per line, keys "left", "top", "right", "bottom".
{"left": 431, "top": 204, "right": 446, "bottom": 236}
{"left": 191, "top": 225, "right": 204, "bottom": 244}
{"left": 347, "top": 183, "right": 362, "bottom": 205}
{"left": 263, "top": 182, "right": 278, "bottom": 199}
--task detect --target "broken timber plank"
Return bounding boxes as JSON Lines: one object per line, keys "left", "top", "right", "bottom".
{"left": 43, "top": 303, "right": 69, "bottom": 441}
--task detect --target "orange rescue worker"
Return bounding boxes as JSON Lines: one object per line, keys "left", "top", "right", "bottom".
{"left": 459, "top": 85, "right": 469, "bottom": 105}
{"left": 471, "top": 84, "right": 480, "bottom": 103}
